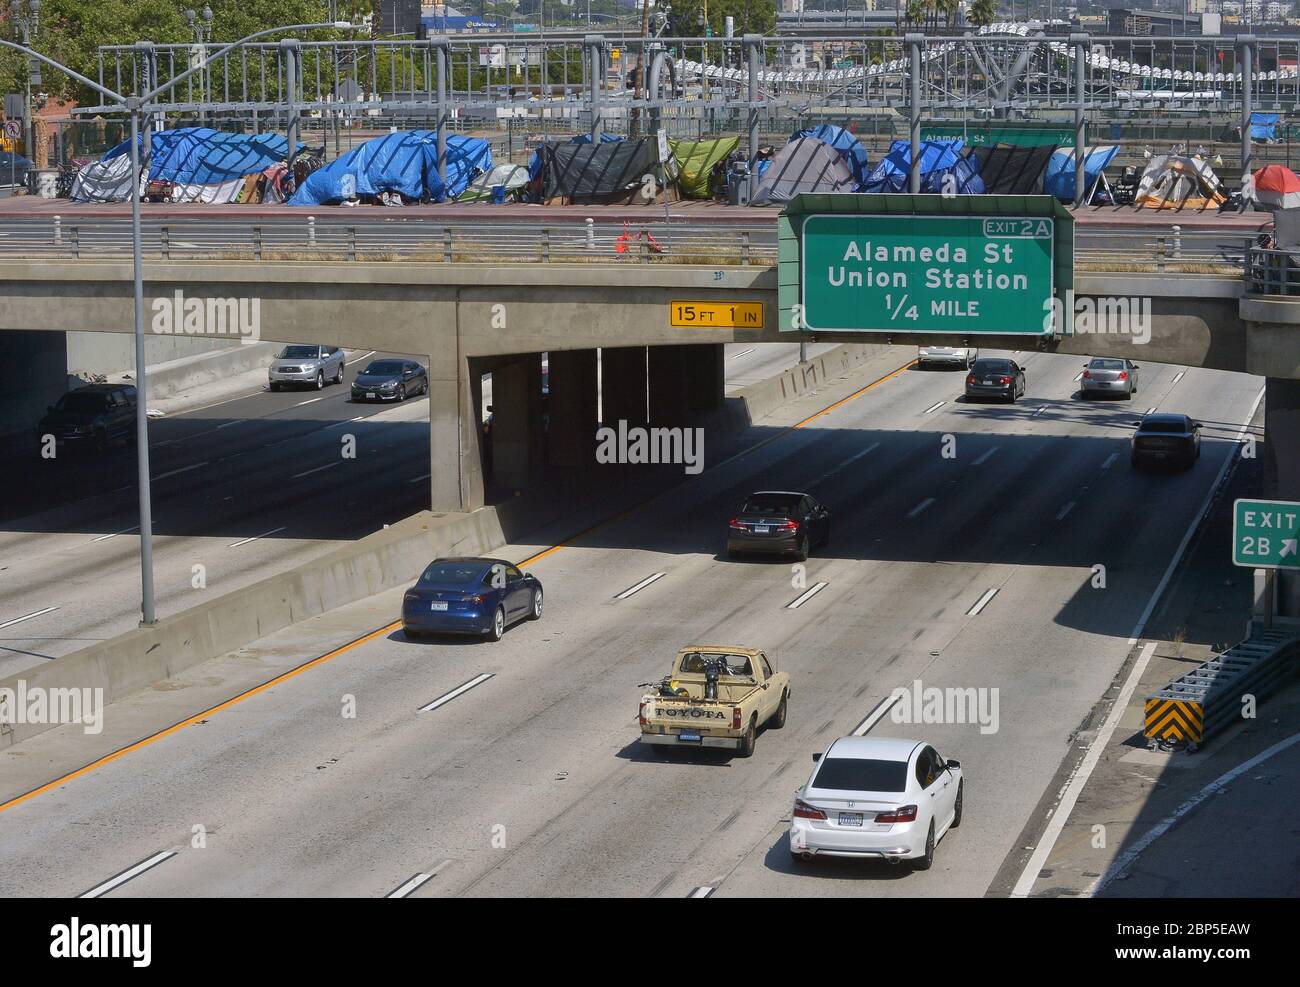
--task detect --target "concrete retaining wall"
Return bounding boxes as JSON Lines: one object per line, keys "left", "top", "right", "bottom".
{"left": 67, "top": 331, "right": 250, "bottom": 380}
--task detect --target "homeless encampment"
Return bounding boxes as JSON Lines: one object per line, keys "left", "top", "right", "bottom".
{"left": 751, "top": 137, "right": 855, "bottom": 205}
{"left": 790, "top": 124, "right": 870, "bottom": 190}
{"left": 531, "top": 137, "right": 669, "bottom": 204}
{"left": 70, "top": 152, "right": 143, "bottom": 203}
{"left": 863, "top": 139, "right": 984, "bottom": 195}
{"left": 668, "top": 136, "right": 739, "bottom": 199}
{"left": 1251, "top": 112, "right": 1280, "bottom": 143}
{"left": 1134, "top": 155, "right": 1227, "bottom": 209}
{"left": 1043, "top": 145, "right": 1120, "bottom": 202}
{"left": 290, "top": 131, "right": 491, "bottom": 205}
{"left": 970, "top": 143, "right": 1056, "bottom": 195}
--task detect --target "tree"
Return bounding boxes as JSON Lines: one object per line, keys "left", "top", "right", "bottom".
{"left": 968, "top": 0, "right": 998, "bottom": 26}
{"left": 666, "top": 0, "right": 776, "bottom": 39}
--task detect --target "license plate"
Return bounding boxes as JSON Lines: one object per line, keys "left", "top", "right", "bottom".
{"left": 1098, "top": 382, "right": 1110, "bottom": 387}
{"left": 678, "top": 732, "right": 701, "bottom": 742}
{"left": 430, "top": 602, "right": 448, "bottom": 611}
{"left": 983, "top": 379, "right": 995, "bottom": 385}
{"left": 754, "top": 525, "right": 770, "bottom": 534}
{"left": 838, "top": 812, "right": 864, "bottom": 827}
{"left": 366, "top": 393, "right": 377, "bottom": 399}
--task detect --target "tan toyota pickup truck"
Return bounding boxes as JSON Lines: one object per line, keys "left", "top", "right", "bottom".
{"left": 638, "top": 646, "right": 790, "bottom": 758}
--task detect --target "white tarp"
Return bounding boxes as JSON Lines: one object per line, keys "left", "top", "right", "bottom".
{"left": 168, "top": 177, "right": 245, "bottom": 204}
{"left": 70, "top": 153, "right": 144, "bottom": 203}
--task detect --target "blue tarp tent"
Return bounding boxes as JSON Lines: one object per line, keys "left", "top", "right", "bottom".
{"left": 1043, "top": 145, "right": 1119, "bottom": 201}
{"left": 863, "top": 139, "right": 984, "bottom": 195}
{"left": 290, "top": 131, "right": 491, "bottom": 205}
{"left": 104, "top": 128, "right": 298, "bottom": 184}
{"left": 791, "top": 124, "right": 870, "bottom": 190}
{"left": 1251, "top": 112, "right": 1280, "bottom": 142}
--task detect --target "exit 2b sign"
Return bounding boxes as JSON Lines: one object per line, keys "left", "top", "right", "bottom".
{"left": 1233, "top": 498, "right": 1300, "bottom": 569}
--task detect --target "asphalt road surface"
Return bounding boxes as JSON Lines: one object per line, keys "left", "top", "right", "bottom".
{"left": 0, "top": 348, "right": 1263, "bottom": 897}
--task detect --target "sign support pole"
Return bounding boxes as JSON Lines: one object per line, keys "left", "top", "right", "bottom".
{"left": 907, "top": 34, "right": 923, "bottom": 195}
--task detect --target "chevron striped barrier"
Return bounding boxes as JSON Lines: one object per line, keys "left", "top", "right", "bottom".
{"left": 1144, "top": 628, "right": 1300, "bottom": 752}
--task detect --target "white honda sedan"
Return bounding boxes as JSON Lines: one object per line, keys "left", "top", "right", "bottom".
{"left": 789, "top": 736, "right": 963, "bottom": 870}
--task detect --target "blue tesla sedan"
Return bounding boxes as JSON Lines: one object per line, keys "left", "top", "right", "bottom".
{"left": 402, "top": 557, "right": 543, "bottom": 642}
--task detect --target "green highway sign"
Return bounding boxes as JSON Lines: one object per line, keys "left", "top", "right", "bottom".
{"left": 800, "top": 213, "right": 1055, "bottom": 334}
{"left": 1233, "top": 498, "right": 1300, "bottom": 569}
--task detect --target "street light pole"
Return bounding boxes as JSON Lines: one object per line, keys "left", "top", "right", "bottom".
{"left": 9, "top": 0, "right": 39, "bottom": 176}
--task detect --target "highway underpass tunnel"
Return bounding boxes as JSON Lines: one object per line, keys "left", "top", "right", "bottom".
{"left": 0, "top": 330, "right": 67, "bottom": 441}
{"left": 461, "top": 344, "right": 728, "bottom": 499}
{"left": 1264, "top": 376, "right": 1300, "bottom": 615}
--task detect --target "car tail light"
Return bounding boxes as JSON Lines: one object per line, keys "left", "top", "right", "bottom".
{"left": 639, "top": 702, "right": 648, "bottom": 727}
{"left": 462, "top": 594, "right": 485, "bottom": 604}
{"left": 1117, "top": 371, "right": 1128, "bottom": 380}
{"left": 777, "top": 519, "right": 799, "bottom": 531}
{"left": 732, "top": 707, "right": 742, "bottom": 730}
{"left": 1082, "top": 370, "right": 1091, "bottom": 379}
{"left": 966, "top": 374, "right": 975, "bottom": 385}
{"left": 876, "top": 804, "right": 918, "bottom": 824}
{"left": 728, "top": 518, "right": 747, "bottom": 531}
{"left": 793, "top": 799, "right": 828, "bottom": 821}
{"left": 999, "top": 375, "right": 1012, "bottom": 385}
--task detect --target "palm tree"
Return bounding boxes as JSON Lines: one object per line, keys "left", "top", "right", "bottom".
{"left": 968, "top": 0, "right": 998, "bottom": 27}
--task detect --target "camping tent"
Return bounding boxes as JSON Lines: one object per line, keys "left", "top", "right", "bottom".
{"left": 1134, "top": 155, "right": 1227, "bottom": 209}
{"left": 533, "top": 137, "right": 666, "bottom": 204}
{"left": 751, "top": 137, "right": 855, "bottom": 205}
{"left": 970, "top": 144, "right": 1056, "bottom": 195}
{"left": 863, "top": 139, "right": 984, "bottom": 195}
{"left": 1251, "top": 112, "right": 1280, "bottom": 143}
{"left": 290, "top": 131, "right": 491, "bottom": 205}
{"left": 1252, "top": 164, "right": 1300, "bottom": 211}
{"left": 668, "top": 136, "right": 739, "bottom": 199}
{"left": 458, "top": 163, "right": 530, "bottom": 202}
{"left": 1043, "top": 145, "right": 1120, "bottom": 202}
{"left": 790, "top": 124, "right": 870, "bottom": 190}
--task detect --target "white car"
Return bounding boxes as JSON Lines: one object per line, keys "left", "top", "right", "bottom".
{"left": 789, "top": 736, "right": 963, "bottom": 870}
{"left": 917, "top": 346, "right": 978, "bottom": 369}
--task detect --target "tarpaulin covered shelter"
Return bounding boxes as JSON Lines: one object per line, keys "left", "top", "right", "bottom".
{"left": 458, "top": 163, "right": 530, "bottom": 202}
{"left": 70, "top": 153, "right": 144, "bottom": 203}
{"left": 102, "top": 128, "right": 296, "bottom": 184}
{"left": 751, "top": 137, "right": 855, "bottom": 206}
{"left": 1251, "top": 112, "right": 1280, "bottom": 142}
{"left": 1252, "top": 164, "right": 1300, "bottom": 211}
{"left": 290, "top": 131, "right": 491, "bottom": 205}
{"left": 969, "top": 143, "right": 1056, "bottom": 195}
{"left": 532, "top": 137, "right": 667, "bottom": 204}
{"left": 1043, "top": 145, "right": 1120, "bottom": 202}
{"left": 790, "top": 124, "right": 870, "bottom": 190}
{"left": 863, "top": 139, "right": 984, "bottom": 195}
{"left": 668, "top": 136, "right": 739, "bottom": 199}
{"left": 1134, "top": 155, "right": 1227, "bottom": 209}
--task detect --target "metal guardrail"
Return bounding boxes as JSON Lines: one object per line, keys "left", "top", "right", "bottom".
{"left": 1144, "top": 628, "right": 1300, "bottom": 752}
{"left": 0, "top": 216, "right": 1258, "bottom": 273}
{"left": 1246, "top": 245, "right": 1300, "bottom": 296}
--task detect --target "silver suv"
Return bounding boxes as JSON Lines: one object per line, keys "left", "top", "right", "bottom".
{"left": 269, "top": 345, "right": 346, "bottom": 391}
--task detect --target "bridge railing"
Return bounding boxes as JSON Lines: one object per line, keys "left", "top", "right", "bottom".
{"left": 1246, "top": 245, "right": 1300, "bottom": 296}
{"left": 0, "top": 215, "right": 1257, "bottom": 275}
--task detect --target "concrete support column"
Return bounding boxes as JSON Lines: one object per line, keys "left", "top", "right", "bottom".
{"left": 1263, "top": 376, "right": 1300, "bottom": 616}
{"left": 491, "top": 353, "right": 544, "bottom": 490}
{"left": 428, "top": 348, "right": 484, "bottom": 514}
{"left": 548, "top": 348, "right": 598, "bottom": 467}
{"left": 649, "top": 344, "right": 693, "bottom": 427}
{"left": 600, "top": 346, "right": 647, "bottom": 426}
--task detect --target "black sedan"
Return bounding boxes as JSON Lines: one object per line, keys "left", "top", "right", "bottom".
{"left": 351, "top": 359, "right": 428, "bottom": 402}
{"left": 965, "top": 358, "right": 1026, "bottom": 403}
{"left": 727, "top": 491, "right": 830, "bottom": 562}
{"left": 1131, "top": 413, "right": 1202, "bottom": 470}
{"left": 402, "top": 557, "right": 542, "bottom": 642}
{"left": 37, "top": 383, "right": 138, "bottom": 453}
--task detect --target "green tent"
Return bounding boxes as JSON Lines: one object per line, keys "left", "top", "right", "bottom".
{"left": 668, "top": 136, "right": 739, "bottom": 200}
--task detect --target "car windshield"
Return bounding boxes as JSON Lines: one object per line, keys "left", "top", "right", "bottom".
{"left": 55, "top": 393, "right": 109, "bottom": 413}
{"left": 364, "top": 361, "right": 404, "bottom": 375}
{"left": 419, "top": 561, "right": 489, "bottom": 585}
{"left": 742, "top": 494, "right": 801, "bottom": 514}
{"left": 1140, "top": 419, "right": 1187, "bottom": 434}
{"left": 973, "top": 361, "right": 1014, "bottom": 373}
{"left": 812, "top": 757, "right": 908, "bottom": 793}
{"left": 1090, "top": 358, "right": 1125, "bottom": 370}
{"left": 277, "top": 346, "right": 319, "bottom": 359}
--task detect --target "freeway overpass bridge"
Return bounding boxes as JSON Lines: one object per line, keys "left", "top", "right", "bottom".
{"left": 3, "top": 198, "right": 1300, "bottom": 518}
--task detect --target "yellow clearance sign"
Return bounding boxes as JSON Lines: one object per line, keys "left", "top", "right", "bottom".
{"left": 670, "top": 301, "right": 764, "bottom": 329}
